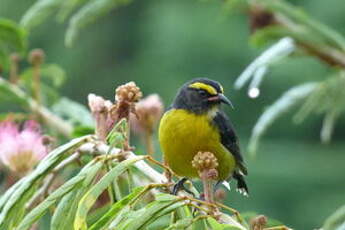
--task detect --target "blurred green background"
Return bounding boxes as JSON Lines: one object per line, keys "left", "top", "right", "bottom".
{"left": 1, "top": 0, "right": 345, "bottom": 229}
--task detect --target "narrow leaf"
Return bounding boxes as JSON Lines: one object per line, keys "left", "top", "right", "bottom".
{"left": 0, "top": 135, "right": 89, "bottom": 228}
{"left": 17, "top": 160, "right": 103, "bottom": 230}
{"left": 248, "top": 83, "right": 317, "bottom": 155}
{"left": 74, "top": 156, "right": 146, "bottom": 230}
{"left": 20, "top": 0, "right": 63, "bottom": 30}
{"left": 52, "top": 97, "right": 94, "bottom": 127}
{"left": 89, "top": 186, "right": 146, "bottom": 230}
{"left": 65, "top": 0, "right": 131, "bottom": 47}
{"left": 323, "top": 205, "right": 345, "bottom": 230}
{"left": 121, "top": 196, "right": 184, "bottom": 230}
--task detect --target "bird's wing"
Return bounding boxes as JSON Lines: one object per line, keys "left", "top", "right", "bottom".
{"left": 212, "top": 111, "right": 247, "bottom": 175}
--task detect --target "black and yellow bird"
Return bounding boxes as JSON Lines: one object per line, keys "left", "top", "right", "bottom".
{"left": 158, "top": 78, "right": 248, "bottom": 195}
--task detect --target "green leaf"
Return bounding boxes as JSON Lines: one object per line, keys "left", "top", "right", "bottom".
{"left": 250, "top": 25, "right": 325, "bottom": 48}
{"left": 259, "top": 0, "right": 345, "bottom": 51}
{"left": 323, "top": 205, "right": 345, "bottom": 230}
{"left": 74, "top": 156, "right": 146, "bottom": 230}
{"left": 0, "top": 19, "right": 26, "bottom": 69}
{"left": 72, "top": 125, "right": 95, "bottom": 137}
{"left": 52, "top": 97, "right": 94, "bottom": 126}
{"left": 50, "top": 159, "right": 103, "bottom": 230}
{"left": 207, "top": 217, "right": 242, "bottom": 230}
{"left": 0, "top": 177, "right": 25, "bottom": 212}
{"left": 51, "top": 190, "right": 80, "bottom": 230}
{"left": 18, "top": 64, "right": 67, "bottom": 105}
{"left": 20, "top": 64, "right": 67, "bottom": 88}
{"left": 164, "top": 218, "right": 194, "bottom": 230}
{"left": 0, "top": 113, "right": 27, "bottom": 121}
{"left": 0, "top": 48, "right": 9, "bottom": 69}
{"left": 106, "top": 118, "right": 127, "bottom": 149}
{"left": 248, "top": 83, "right": 318, "bottom": 155}
{"left": 119, "top": 196, "right": 185, "bottom": 230}
{"left": 17, "top": 160, "right": 103, "bottom": 230}
{"left": 89, "top": 186, "right": 146, "bottom": 230}
{"left": 20, "top": 0, "right": 63, "bottom": 30}
{"left": 0, "top": 78, "right": 30, "bottom": 106}
{"left": 0, "top": 135, "right": 89, "bottom": 228}
{"left": 65, "top": 0, "right": 131, "bottom": 47}
{"left": 57, "top": 0, "right": 91, "bottom": 22}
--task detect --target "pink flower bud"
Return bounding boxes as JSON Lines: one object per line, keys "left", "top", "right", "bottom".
{"left": 88, "top": 93, "right": 114, "bottom": 141}
{"left": 130, "top": 94, "right": 164, "bottom": 134}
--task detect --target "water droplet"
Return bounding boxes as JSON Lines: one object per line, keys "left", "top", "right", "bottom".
{"left": 248, "top": 88, "right": 260, "bottom": 98}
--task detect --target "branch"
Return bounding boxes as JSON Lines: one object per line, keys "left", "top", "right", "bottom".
{"left": 0, "top": 77, "right": 73, "bottom": 137}
{"left": 78, "top": 141, "right": 167, "bottom": 183}
{"left": 249, "top": 1, "right": 345, "bottom": 69}
{"left": 274, "top": 14, "right": 345, "bottom": 68}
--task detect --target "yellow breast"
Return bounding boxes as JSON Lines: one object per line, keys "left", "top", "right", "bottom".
{"left": 158, "top": 109, "right": 235, "bottom": 180}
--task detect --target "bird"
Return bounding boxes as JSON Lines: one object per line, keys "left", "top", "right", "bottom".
{"left": 158, "top": 78, "right": 248, "bottom": 196}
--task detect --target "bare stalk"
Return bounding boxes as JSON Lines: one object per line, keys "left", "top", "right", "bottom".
{"left": 144, "top": 131, "right": 154, "bottom": 155}
{"left": 9, "top": 53, "right": 20, "bottom": 84}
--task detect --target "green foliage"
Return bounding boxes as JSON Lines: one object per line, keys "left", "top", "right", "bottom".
{"left": 0, "top": 78, "right": 30, "bottom": 107}
{"left": 57, "top": 0, "right": 90, "bottom": 22}
{"left": 20, "top": 0, "right": 62, "bottom": 31}
{"left": 0, "top": 19, "right": 26, "bottom": 69}
{"left": 65, "top": 0, "right": 132, "bottom": 47}
{"left": 20, "top": 64, "right": 67, "bottom": 105}
{"left": 0, "top": 137, "right": 256, "bottom": 230}
{"left": 1, "top": 0, "right": 344, "bottom": 229}
{"left": 16, "top": 160, "right": 103, "bottom": 230}
{"left": 74, "top": 156, "right": 145, "bottom": 229}
{"left": 0, "top": 135, "right": 89, "bottom": 228}
{"left": 106, "top": 118, "right": 127, "bottom": 148}
{"left": 52, "top": 97, "right": 93, "bottom": 126}
{"left": 258, "top": 0, "right": 345, "bottom": 51}
{"left": 323, "top": 205, "right": 345, "bottom": 230}
{"left": 20, "top": 0, "right": 132, "bottom": 47}
{"left": 89, "top": 186, "right": 146, "bottom": 229}
{"left": 294, "top": 71, "right": 345, "bottom": 143}
{"left": 248, "top": 82, "right": 318, "bottom": 155}
{"left": 234, "top": 0, "right": 345, "bottom": 154}
{"left": 208, "top": 217, "right": 242, "bottom": 230}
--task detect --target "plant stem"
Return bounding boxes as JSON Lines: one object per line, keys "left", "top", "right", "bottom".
{"left": 0, "top": 78, "right": 73, "bottom": 137}
{"left": 144, "top": 131, "right": 154, "bottom": 155}
{"left": 32, "top": 63, "right": 41, "bottom": 107}
{"left": 9, "top": 54, "right": 20, "bottom": 84}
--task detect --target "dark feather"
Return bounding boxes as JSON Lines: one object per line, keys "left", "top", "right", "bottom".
{"left": 212, "top": 111, "right": 247, "bottom": 174}
{"left": 233, "top": 171, "right": 249, "bottom": 195}
{"left": 212, "top": 111, "right": 249, "bottom": 194}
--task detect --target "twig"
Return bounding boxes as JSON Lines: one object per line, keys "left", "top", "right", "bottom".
{"left": 275, "top": 14, "right": 345, "bottom": 68}
{"left": 0, "top": 78, "right": 73, "bottom": 137}
{"left": 80, "top": 141, "right": 169, "bottom": 183}
{"left": 146, "top": 155, "right": 177, "bottom": 178}
{"left": 264, "top": 226, "right": 291, "bottom": 230}
{"left": 76, "top": 141, "right": 246, "bottom": 228}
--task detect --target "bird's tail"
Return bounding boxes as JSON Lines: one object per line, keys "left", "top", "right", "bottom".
{"left": 233, "top": 171, "right": 249, "bottom": 196}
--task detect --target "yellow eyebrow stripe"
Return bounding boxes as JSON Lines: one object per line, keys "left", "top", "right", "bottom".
{"left": 220, "top": 85, "right": 224, "bottom": 93}
{"left": 189, "top": 82, "right": 218, "bottom": 95}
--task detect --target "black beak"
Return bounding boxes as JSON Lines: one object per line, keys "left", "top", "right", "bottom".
{"left": 218, "top": 94, "right": 234, "bottom": 109}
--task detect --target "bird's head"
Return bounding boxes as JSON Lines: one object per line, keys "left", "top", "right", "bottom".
{"left": 172, "top": 78, "right": 233, "bottom": 114}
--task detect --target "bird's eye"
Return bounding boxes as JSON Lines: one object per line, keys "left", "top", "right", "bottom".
{"left": 198, "top": 90, "right": 207, "bottom": 97}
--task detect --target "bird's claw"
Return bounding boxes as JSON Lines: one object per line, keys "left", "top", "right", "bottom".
{"left": 172, "top": 177, "right": 195, "bottom": 197}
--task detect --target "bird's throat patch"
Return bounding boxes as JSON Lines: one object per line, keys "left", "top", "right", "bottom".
{"left": 189, "top": 82, "right": 218, "bottom": 95}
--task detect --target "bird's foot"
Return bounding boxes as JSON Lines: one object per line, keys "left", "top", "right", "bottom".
{"left": 172, "top": 177, "right": 195, "bottom": 197}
